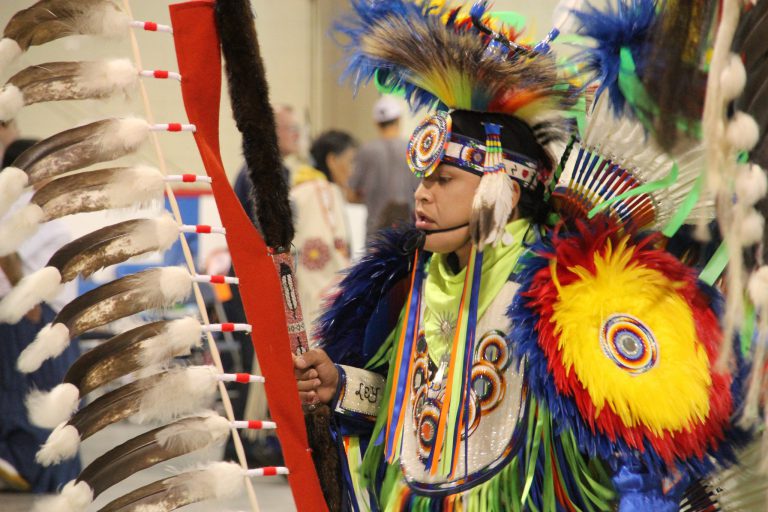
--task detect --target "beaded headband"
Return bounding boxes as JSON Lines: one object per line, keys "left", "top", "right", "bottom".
{"left": 407, "top": 111, "right": 540, "bottom": 190}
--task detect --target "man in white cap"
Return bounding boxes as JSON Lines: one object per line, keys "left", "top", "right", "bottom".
{"left": 349, "top": 95, "right": 420, "bottom": 239}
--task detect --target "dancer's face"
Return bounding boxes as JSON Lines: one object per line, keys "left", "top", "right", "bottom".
{"left": 414, "top": 164, "right": 480, "bottom": 254}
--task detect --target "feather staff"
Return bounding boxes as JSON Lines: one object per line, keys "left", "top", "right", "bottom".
{"left": 17, "top": 266, "right": 194, "bottom": 374}
{"left": 33, "top": 414, "right": 232, "bottom": 512}
{"left": 0, "top": 165, "right": 170, "bottom": 257}
{"left": 35, "top": 366, "right": 223, "bottom": 466}
{"left": 97, "top": 461, "right": 289, "bottom": 512}
{"left": 0, "top": 59, "right": 139, "bottom": 122}
{"left": 0, "top": 0, "right": 131, "bottom": 75}
{"left": 0, "top": 214, "right": 180, "bottom": 322}
{"left": 27, "top": 318, "right": 202, "bottom": 429}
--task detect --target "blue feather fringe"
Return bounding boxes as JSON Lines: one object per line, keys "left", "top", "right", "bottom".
{"left": 315, "top": 225, "right": 421, "bottom": 367}
{"left": 570, "top": 0, "right": 657, "bottom": 113}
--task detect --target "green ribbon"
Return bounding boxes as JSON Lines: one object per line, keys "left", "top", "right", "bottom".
{"left": 661, "top": 173, "right": 704, "bottom": 237}
{"left": 587, "top": 162, "right": 680, "bottom": 219}
{"left": 699, "top": 241, "right": 728, "bottom": 286}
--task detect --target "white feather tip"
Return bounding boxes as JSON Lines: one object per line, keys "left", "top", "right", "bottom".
{"left": 0, "top": 84, "right": 24, "bottom": 122}
{"left": 138, "top": 317, "right": 202, "bottom": 367}
{"left": 0, "top": 166, "right": 29, "bottom": 218}
{"left": 205, "top": 461, "right": 247, "bottom": 500}
{"left": 735, "top": 163, "right": 768, "bottom": 206}
{"left": 726, "top": 112, "right": 760, "bottom": 151}
{"left": 32, "top": 480, "right": 93, "bottom": 512}
{"left": 35, "top": 424, "right": 80, "bottom": 467}
{"left": 17, "top": 323, "right": 71, "bottom": 374}
{"left": 0, "top": 266, "right": 62, "bottom": 323}
{"left": 0, "top": 203, "right": 44, "bottom": 257}
{"left": 748, "top": 266, "right": 768, "bottom": 310}
{"left": 720, "top": 53, "right": 747, "bottom": 101}
{"left": 26, "top": 383, "right": 79, "bottom": 429}
{"left": 154, "top": 213, "right": 181, "bottom": 252}
{"left": 739, "top": 209, "right": 764, "bottom": 246}
{"left": 159, "top": 267, "right": 193, "bottom": 304}
{"left": 82, "top": 58, "right": 138, "bottom": 97}
{"left": 136, "top": 366, "right": 217, "bottom": 423}
{"left": 0, "top": 38, "right": 22, "bottom": 75}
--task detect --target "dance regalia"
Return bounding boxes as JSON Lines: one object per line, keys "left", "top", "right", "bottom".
{"left": 317, "top": 0, "right": 768, "bottom": 510}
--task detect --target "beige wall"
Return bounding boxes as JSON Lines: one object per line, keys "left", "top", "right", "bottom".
{"left": 0, "top": 0, "right": 562, "bottom": 178}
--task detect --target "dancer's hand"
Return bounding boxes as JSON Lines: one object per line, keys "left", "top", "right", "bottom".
{"left": 293, "top": 348, "right": 338, "bottom": 405}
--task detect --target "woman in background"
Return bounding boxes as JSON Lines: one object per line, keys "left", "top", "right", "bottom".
{"left": 292, "top": 130, "right": 357, "bottom": 333}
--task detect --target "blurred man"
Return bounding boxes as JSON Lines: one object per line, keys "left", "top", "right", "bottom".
{"left": 233, "top": 104, "right": 299, "bottom": 223}
{"left": 350, "top": 95, "right": 420, "bottom": 239}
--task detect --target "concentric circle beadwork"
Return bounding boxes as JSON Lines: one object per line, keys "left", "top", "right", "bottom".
{"left": 599, "top": 313, "right": 658, "bottom": 374}
{"left": 407, "top": 112, "right": 451, "bottom": 178}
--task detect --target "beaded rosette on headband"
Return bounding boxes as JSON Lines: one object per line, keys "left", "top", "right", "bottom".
{"left": 338, "top": 0, "right": 574, "bottom": 247}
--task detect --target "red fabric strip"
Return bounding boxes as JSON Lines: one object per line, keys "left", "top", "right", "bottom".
{"left": 167, "top": 123, "right": 182, "bottom": 132}
{"left": 235, "top": 373, "right": 250, "bottom": 383}
{"left": 154, "top": 70, "right": 170, "bottom": 79}
{"left": 196, "top": 224, "right": 212, "bottom": 233}
{"left": 248, "top": 420, "right": 263, "bottom": 429}
{"left": 262, "top": 467, "right": 278, "bottom": 477}
{"left": 169, "top": 4, "right": 326, "bottom": 510}
{"left": 144, "top": 21, "right": 158, "bottom": 31}
{"left": 221, "top": 323, "right": 235, "bottom": 332}
{"left": 181, "top": 174, "right": 197, "bottom": 182}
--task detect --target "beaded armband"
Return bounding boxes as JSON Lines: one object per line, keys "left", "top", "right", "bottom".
{"left": 333, "top": 365, "right": 385, "bottom": 422}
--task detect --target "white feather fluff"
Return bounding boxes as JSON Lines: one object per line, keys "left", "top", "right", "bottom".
{"left": 17, "top": 323, "right": 71, "bottom": 374}
{"left": 135, "top": 366, "right": 218, "bottom": 423}
{"left": 735, "top": 163, "right": 768, "bottom": 206}
{"left": 720, "top": 53, "right": 747, "bottom": 101}
{"left": 36, "top": 423, "right": 80, "bottom": 467}
{"left": 108, "top": 165, "right": 166, "bottom": 209}
{"left": 155, "top": 413, "right": 230, "bottom": 452}
{"left": 32, "top": 480, "right": 93, "bottom": 512}
{"left": 138, "top": 317, "right": 202, "bottom": 367}
{"left": 99, "top": 117, "right": 150, "bottom": 156}
{"left": 0, "top": 266, "right": 62, "bottom": 323}
{"left": 748, "top": 267, "right": 768, "bottom": 310}
{"left": 726, "top": 111, "right": 760, "bottom": 151}
{"left": 0, "top": 166, "right": 28, "bottom": 219}
{"left": 79, "top": 2, "right": 131, "bottom": 38}
{"left": 203, "top": 461, "right": 247, "bottom": 500}
{"left": 0, "top": 38, "right": 22, "bottom": 76}
{"left": 159, "top": 267, "right": 194, "bottom": 303}
{"left": 0, "top": 203, "right": 44, "bottom": 257}
{"left": 154, "top": 213, "right": 181, "bottom": 252}
{"left": 0, "top": 84, "right": 24, "bottom": 122}
{"left": 26, "top": 383, "right": 79, "bottom": 429}
{"left": 739, "top": 209, "right": 764, "bottom": 246}
{"left": 80, "top": 58, "right": 139, "bottom": 97}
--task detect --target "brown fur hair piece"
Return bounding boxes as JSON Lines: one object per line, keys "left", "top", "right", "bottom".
{"left": 214, "top": 0, "right": 294, "bottom": 249}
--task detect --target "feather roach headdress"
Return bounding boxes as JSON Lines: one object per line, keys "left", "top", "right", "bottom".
{"left": 27, "top": 318, "right": 203, "bottom": 429}
{"left": 0, "top": 0, "right": 131, "bottom": 75}
{"left": 337, "top": 0, "right": 576, "bottom": 246}
{"left": 0, "top": 59, "right": 139, "bottom": 122}
{"left": 17, "top": 266, "right": 194, "bottom": 373}
{"left": 0, "top": 214, "right": 180, "bottom": 322}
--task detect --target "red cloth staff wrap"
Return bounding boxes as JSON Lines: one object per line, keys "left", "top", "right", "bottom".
{"left": 169, "top": 3, "right": 327, "bottom": 511}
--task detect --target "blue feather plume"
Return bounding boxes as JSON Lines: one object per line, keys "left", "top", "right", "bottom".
{"left": 571, "top": 0, "right": 657, "bottom": 113}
